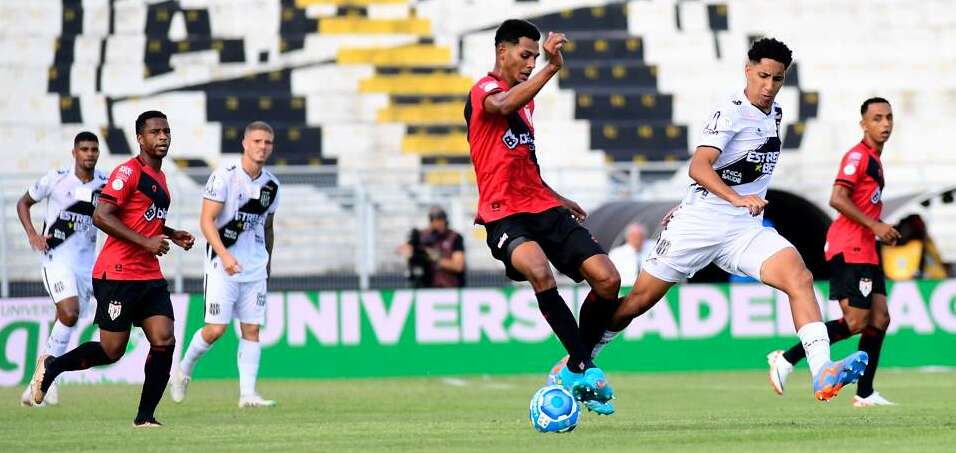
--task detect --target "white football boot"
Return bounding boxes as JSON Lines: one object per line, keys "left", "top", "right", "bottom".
{"left": 767, "top": 350, "right": 794, "bottom": 395}
{"left": 45, "top": 381, "right": 59, "bottom": 405}
{"left": 20, "top": 385, "right": 41, "bottom": 407}
{"left": 239, "top": 394, "right": 276, "bottom": 408}
{"left": 853, "top": 391, "right": 896, "bottom": 407}
{"left": 169, "top": 368, "right": 191, "bottom": 403}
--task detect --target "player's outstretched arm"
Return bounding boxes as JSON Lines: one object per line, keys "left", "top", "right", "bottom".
{"left": 484, "top": 32, "right": 567, "bottom": 116}
{"left": 163, "top": 226, "right": 195, "bottom": 250}
{"left": 200, "top": 198, "right": 242, "bottom": 275}
{"left": 688, "top": 146, "right": 767, "bottom": 216}
{"left": 93, "top": 202, "right": 170, "bottom": 256}
{"left": 829, "top": 185, "right": 900, "bottom": 243}
{"left": 15, "top": 192, "right": 49, "bottom": 252}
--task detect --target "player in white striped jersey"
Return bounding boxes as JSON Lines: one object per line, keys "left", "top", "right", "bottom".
{"left": 18, "top": 131, "right": 106, "bottom": 406}
{"left": 170, "top": 121, "right": 280, "bottom": 408}
{"left": 587, "top": 38, "right": 869, "bottom": 402}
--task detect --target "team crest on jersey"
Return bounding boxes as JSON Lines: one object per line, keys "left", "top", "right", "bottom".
{"left": 208, "top": 303, "right": 220, "bottom": 316}
{"left": 259, "top": 190, "right": 271, "bottom": 207}
{"left": 108, "top": 300, "right": 122, "bottom": 320}
{"left": 859, "top": 277, "right": 873, "bottom": 298}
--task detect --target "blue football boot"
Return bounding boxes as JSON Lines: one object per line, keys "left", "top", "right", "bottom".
{"left": 813, "top": 351, "right": 869, "bottom": 401}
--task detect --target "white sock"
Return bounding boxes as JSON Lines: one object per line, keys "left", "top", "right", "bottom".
{"left": 237, "top": 338, "right": 261, "bottom": 397}
{"left": 46, "top": 320, "right": 73, "bottom": 357}
{"left": 180, "top": 330, "right": 212, "bottom": 376}
{"left": 591, "top": 330, "right": 621, "bottom": 360}
{"left": 797, "top": 321, "right": 831, "bottom": 376}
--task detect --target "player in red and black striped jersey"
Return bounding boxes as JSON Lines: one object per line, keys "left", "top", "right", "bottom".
{"left": 30, "top": 111, "right": 195, "bottom": 427}
{"left": 769, "top": 98, "right": 900, "bottom": 406}
{"left": 465, "top": 19, "right": 621, "bottom": 415}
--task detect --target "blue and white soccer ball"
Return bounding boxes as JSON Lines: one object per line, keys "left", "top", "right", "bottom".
{"left": 529, "top": 385, "right": 579, "bottom": 433}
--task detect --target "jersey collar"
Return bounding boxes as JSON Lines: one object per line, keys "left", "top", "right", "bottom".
{"left": 858, "top": 139, "right": 881, "bottom": 160}
{"left": 740, "top": 90, "right": 775, "bottom": 118}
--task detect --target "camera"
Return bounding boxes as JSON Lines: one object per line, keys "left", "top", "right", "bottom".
{"left": 406, "top": 228, "right": 433, "bottom": 288}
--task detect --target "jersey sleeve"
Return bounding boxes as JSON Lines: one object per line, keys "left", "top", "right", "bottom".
{"left": 834, "top": 150, "right": 866, "bottom": 190}
{"left": 696, "top": 107, "right": 740, "bottom": 152}
{"left": 27, "top": 170, "right": 57, "bottom": 201}
{"left": 452, "top": 233, "right": 464, "bottom": 252}
{"left": 470, "top": 77, "right": 506, "bottom": 115}
{"left": 202, "top": 169, "right": 228, "bottom": 203}
{"left": 99, "top": 163, "right": 138, "bottom": 206}
{"left": 267, "top": 180, "right": 280, "bottom": 215}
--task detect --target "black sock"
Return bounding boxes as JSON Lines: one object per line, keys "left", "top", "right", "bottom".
{"left": 42, "top": 342, "right": 114, "bottom": 392}
{"left": 536, "top": 288, "right": 589, "bottom": 372}
{"left": 856, "top": 326, "right": 885, "bottom": 398}
{"left": 579, "top": 290, "right": 620, "bottom": 363}
{"left": 136, "top": 344, "right": 174, "bottom": 422}
{"left": 782, "top": 318, "right": 852, "bottom": 365}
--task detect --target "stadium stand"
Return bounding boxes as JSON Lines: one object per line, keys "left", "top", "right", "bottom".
{"left": 1, "top": 0, "right": 955, "bottom": 295}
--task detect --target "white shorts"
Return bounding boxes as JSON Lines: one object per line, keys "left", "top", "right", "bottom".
{"left": 203, "top": 274, "right": 267, "bottom": 325}
{"left": 41, "top": 263, "right": 93, "bottom": 317}
{"left": 642, "top": 205, "right": 794, "bottom": 282}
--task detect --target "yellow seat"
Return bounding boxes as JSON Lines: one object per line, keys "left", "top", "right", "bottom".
{"left": 402, "top": 131, "right": 469, "bottom": 156}
{"left": 359, "top": 74, "right": 473, "bottom": 95}
{"left": 296, "top": 0, "right": 407, "bottom": 6}
{"left": 338, "top": 45, "right": 451, "bottom": 66}
{"left": 378, "top": 102, "right": 463, "bottom": 124}
{"left": 424, "top": 168, "right": 476, "bottom": 186}
{"left": 319, "top": 17, "right": 430, "bottom": 35}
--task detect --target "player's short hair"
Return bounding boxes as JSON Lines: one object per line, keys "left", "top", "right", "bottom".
{"left": 860, "top": 97, "right": 891, "bottom": 116}
{"left": 135, "top": 110, "right": 168, "bottom": 134}
{"left": 494, "top": 19, "right": 540, "bottom": 47}
{"left": 73, "top": 131, "right": 98, "bottom": 146}
{"left": 747, "top": 37, "right": 793, "bottom": 69}
{"left": 244, "top": 120, "right": 274, "bottom": 138}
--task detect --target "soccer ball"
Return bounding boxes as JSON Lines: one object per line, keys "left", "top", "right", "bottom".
{"left": 529, "top": 385, "right": 579, "bottom": 433}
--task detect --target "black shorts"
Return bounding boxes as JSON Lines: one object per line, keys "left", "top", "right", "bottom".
{"left": 93, "top": 279, "right": 174, "bottom": 332}
{"left": 483, "top": 207, "right": 605, "bottom": 283}
{"left": 828, "top": 254, "right": 886, "bottom": 309}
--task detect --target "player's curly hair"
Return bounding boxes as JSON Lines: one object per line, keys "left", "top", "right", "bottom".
{"left": 494, "top": 19, "right": 541, "bottom": 47}
{"left": 748, "top": 37, "right": 793, "bottom": 69}
{"left": 135, "top": 110, "right": 167, "bottom": 135}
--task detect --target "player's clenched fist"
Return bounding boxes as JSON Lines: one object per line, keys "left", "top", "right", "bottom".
{"left": 543, "top": 31, "right": 568, "bottom": 68}
{"left": 871, "top": 222, "right": 901, "bottom": 244}
{"left": 732, "top": 194, "right": 768, "bottom": 216}
{"left": 144, "top": 234, "right": 171, "bottom": 256}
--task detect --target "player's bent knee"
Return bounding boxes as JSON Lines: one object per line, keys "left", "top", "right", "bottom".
{"left": 595, "top": 268, "right": 622, "bottom": 296}
{"left": 872, "top": 312, "right": 891, "bottom": 331}
{"left": 151, "top": 334, "right": 175, "bottom": 348}
{"left": 844, "top": 315, "right": 868, "bottom": 334}
{"left": 102, "top": 344, "right": 126, "bottom": 362}
{"left": 59, "top": 311, "right": 79, "bottom": 327}
{"left": 204, "top": 324, "right": 228, "bottom": 341}
{"left": 525, "top": 267, "right": 556, "bottom": 290}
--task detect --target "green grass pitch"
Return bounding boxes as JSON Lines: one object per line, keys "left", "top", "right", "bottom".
{"left": 2, "top": 370, "right": 954, "bottom": 452}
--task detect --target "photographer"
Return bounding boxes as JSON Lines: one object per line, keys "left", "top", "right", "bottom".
{"left": 398, "top": 207, "right": 466, "bottom": 288}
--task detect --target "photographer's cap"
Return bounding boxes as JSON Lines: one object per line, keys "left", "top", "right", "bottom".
{"left": 428, "top": 207, "right": 448, "bottom": 221}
